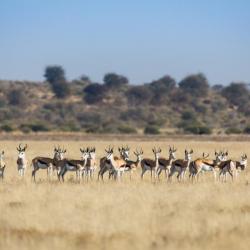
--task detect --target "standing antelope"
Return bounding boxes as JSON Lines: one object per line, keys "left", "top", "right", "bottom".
{"left": 141, "top": 147, "right": 161, "bottom": 180}
{"left": 0, "top": 151, "right": 6, "bottom": 180}
{"left": 126, "top": 149, "right": 143, "bottom": 178}
{"left": 169, "top": 149, "right": 193, "bottom": 182}
{"left": 16, "top": 144, "right": 28, "bottom": 177}
{"left": 31, "top": 146, "right": 64, "bottom": 182}
{"left": 156, "top": 146, "right": 177, "bottom": 179}
{"left": 84, "top": 147, "right": 97, "bottom": 180}
{"left": 218, "top": 154, "right": 247, "bottom": 182}
{"left": 58, "top": 148, "right": 89, "bottom": 182}
{"left": 189, "top": 151, "right": 224, "bottom": 181}
{"left": 98, "top": 146, "right": 129, "bottom": 180}
{"left": 105, "top": 146, "right": 127, "bottom": 180}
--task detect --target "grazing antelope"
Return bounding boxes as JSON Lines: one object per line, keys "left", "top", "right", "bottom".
{"left": 0, "top": 151, "right": 6, "bottom": 180}
{"left": 31, "top": 146, "right": 64, "bottom": 182}
{"left": 84, "top": 147, "right": 97, "bottom": 180}
{"left": 219, "top": 154, "right": 247, "bottom": 182}
{"left": 98, "top": 146, "right": 129, "bottom": 181}
{"left": 58, "top": 148, "right": 89, "bottom": 182}
{"left": 16, "top": 144, "right": 28, "bottom": 177}
{"left": 189, "top": 151, "right": 224, "bottom": 181}
{"left": 169, "top": 149, "right": 193, "bottom": 182}
{"left": 105, "top": 146, "right": 127, "bottom": 180}
{"left": 141, "top": 147, "right": 161, "bottom": 180}
{"left": 156, "top": 146, "right": 177, "bottom": 179}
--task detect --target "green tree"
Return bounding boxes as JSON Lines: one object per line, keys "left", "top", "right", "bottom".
{"left": 103, "top": 73, "right": 128, "bottom": 88}
{"left": 179, "top": 73, "right": 209, "bottom": 97}
{"left": 44, "top": 65, "right": 70, "bottom": 98}
{"left": 44, "top": 65, "right": 65, "bottom": 83}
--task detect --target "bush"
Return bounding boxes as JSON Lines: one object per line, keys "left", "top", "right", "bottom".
{"left": 8, "top": 89, "right": 26, "bottom": 106}
{"left": 117, "top": 125, "right": 137, "bottom": 134}
{"left": 243, "top": 126, "right": 250, "bottom": 134}
{"left": 225, "top": 127, "right": 242, "bottom": 135}
{"left": 51, "top": 81, "right": 70, "bottom": 98}
{"left": 0, "top": 124, "right": 14, "bottom": 132}
{"left": 19, "top": 123, "right": 50, "bottom": 133}
{"left": 144, "top": 125, "right": 160, "bottom": 135}
{"left": 184, "top": 125, "right": 212, "bottom": 135}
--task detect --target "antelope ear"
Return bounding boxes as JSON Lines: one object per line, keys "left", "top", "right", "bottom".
{"left": 2, "top": 151, "right": 4, "bottom": 155}
{"left": 190, "top": 149, "right": 193, "bottom": 154}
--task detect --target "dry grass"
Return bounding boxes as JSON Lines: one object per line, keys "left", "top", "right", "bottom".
{"left": 0, "top": 139, "right": 250, "bottom": 250}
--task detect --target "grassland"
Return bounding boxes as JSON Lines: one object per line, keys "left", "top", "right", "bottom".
{"left": 0, "top": 138, "right": 250, "bottom": 250}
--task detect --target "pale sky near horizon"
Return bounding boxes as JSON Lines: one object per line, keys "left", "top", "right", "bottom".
{"left": 0, "top": 0, "right": 250, "bottom": 85}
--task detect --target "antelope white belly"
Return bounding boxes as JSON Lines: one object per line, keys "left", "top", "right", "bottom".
{"left": 37, "top": 162, "right": 49, "bottom": 169}
{"left": 66, "top": 164, "right": 77, "bottom": 171}
{"left": 201, "top": 164, "right": 213, "bottom": 171}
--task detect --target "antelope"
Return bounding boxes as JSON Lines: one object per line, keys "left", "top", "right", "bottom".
{"left": 16, "top": 144, "right": 28, "bottom": 177}
{"left": 218, "top": 154, "right": 247, "bottom": 182}
{"left": 156, "top": 146, "right": 177, "bottom": 179}
{"left": 0, "top": 151, "right": 6, "bottom": 180}
{"left": 189, "top": 151, "right": 224, "bottom": 181}
{"left": 116, "top": 148, "right": 143, "bottom": 180}
{"left": 169, "top": 149, "right": 193, "bottom": 182}
{"left": 105, "top": 146, "right": 127, "bottom": 180}
{"left": 141, "top": 147, "right": 161, "bottom": 180}
{"left": 98, "top": 146, "right": 129, "bottom": 181}
{"left": 84, "top": 147, "right": 97, "bottom": 180}
{"left": 31, "top": 146, "right": 64, "bottom": 182}
{"left": 58, "top": 148, "right": 89, "bottom": 182}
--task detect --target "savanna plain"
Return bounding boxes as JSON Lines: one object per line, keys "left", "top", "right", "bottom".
{"left": 1, "top": 138, "right": 250, "bottom": 250}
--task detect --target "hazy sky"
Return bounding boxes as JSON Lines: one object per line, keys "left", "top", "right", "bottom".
{"left": 1, "top": 0, "right": 250, "bottom": 85}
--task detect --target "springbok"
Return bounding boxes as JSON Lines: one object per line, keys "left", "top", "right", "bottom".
{"left": 98, "top": 146, "right": 129, "bottom": 180}
{"left": 169, "top": 149, "right": 193, "bottom": 182}
{"left": 17, "top": 144, "right": 28, "bottom": 177}
{"left": 0, "top": 151, "right": 6, "bottom": 180}
{"left": 105, "top": 146, "right": 127, "bottom": 180}
{"left": 58, "top": 148, "right": 89, "bottom": 182}
{"left": 114, "top": 148, "right": 143, "bottom": 180}
{"left": 31, "top": 146, "right": 64, "bottom": 182}
{"left": 156, "top": 146, "right": 177, "bottom": 179}
{"left": 125, "top": 149, "right": 143, "bottom": 178}
{"left": 141, "top": 147, "right": 161, "bottom": 180}
{"left": 84, "top": 147, "right": 97, "bottom": 180}
{"left": 218, "top": 154, "right": 247, "bottom": 182}
{"left": 189, "top": 151, "right": 224, "bottom": 181}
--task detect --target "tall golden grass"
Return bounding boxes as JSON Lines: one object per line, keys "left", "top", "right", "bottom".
{"left": 0, "top": 139, "right": 250, "bottom": 250}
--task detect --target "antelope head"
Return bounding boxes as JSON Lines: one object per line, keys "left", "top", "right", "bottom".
{"left": 240, "top": 154, "right": 247, "bottom": 170}
{"left": 0, "top": 151, "right": 4, "bottom": 161}
{"left": 17, "top": 143, "right": 27, "bottom": 159}
{"left": 185, "top": 149, "right": 193, "bottom": 161}
{"left": 152, "top": 147, "right": 161, "bottom": 159}
{"left": 169, "top": 146, "right": 177, "bottom": 160}
{"left": 88, "top": 147, "right": 96, "bottom": 160}
{"left": 105, "top": 146, "right": 114, "bottom": 160}
{"left": 80, "top": 147, "right": 89, "bottom": 161}
{"left": 134, "top": 148, "right": 143, "bottom": 161}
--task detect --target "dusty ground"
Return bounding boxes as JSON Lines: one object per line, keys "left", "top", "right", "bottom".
{"left": 0, "top": 139, "right": 250, "bottom": 250}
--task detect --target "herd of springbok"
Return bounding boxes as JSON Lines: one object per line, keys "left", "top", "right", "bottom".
{"left": 0, "top": 144, "right": 247, "bottom": 182}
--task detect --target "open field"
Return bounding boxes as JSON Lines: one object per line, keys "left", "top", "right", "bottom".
{"left": 1, "top": 138, "right": 250, "bottom": 250}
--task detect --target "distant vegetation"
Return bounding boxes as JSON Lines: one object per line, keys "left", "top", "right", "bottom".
{"left": 0, "top": 65, "right": 250, "bottom": 135}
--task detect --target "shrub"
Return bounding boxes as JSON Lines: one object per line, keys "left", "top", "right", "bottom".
{"left": 0, "top": 124, "right": 14, "bottom": 132}
{"left": 225, "top": 127, "right": 242, "bottom": 135}
{"left": 184, "top": 125, "right": 212, "bottom": 135}
{"left": 243, "top": 126, "right": 250, "bottom": 134}
{"left": 8, "top": 89, "right": 26, "bottom": 106}
{"left": 117, "top": 125, "right": 137, "bottom": 134}
{"left": 144, "top": 125, "right": 160, "bottom": 135}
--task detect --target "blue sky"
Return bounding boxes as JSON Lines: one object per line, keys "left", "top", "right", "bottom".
{"left": 0, "top": 0, "right": 250, "bottom": 85}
